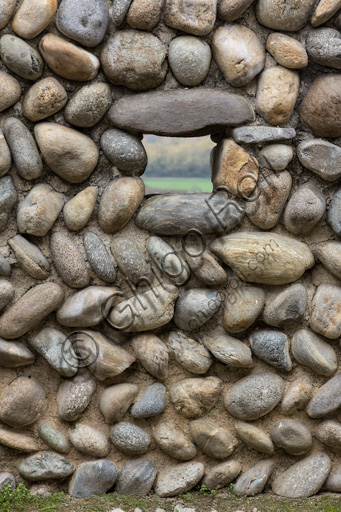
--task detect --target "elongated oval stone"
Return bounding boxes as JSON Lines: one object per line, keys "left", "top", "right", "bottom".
{"left": 38, "top": 423, "right": 70, "bottom": 454}
{"left": 210, "top": 232, "right": 315, "bottom": 285}
{"left": 297, "top": 139, "right": 341, "bottom": 182}
{"left": 83, "top": 232, "right": 117, "bottom": 283}
{"left": 292, "top": 329, "right": 337, "bottom": 377}
{"left": 146, "top": 236, "right": 190, "bottom": 286}
{"left": 0, "top": 34, "right": 43, "bottom": 80}
{"left": 306, "top": 374, "right": 341, "bottom": 418}
{"left": 234, "top": 460, "right": 274, "bottom": 496}
{"left": 0, "top": 339, "right": 35, "bottom": 368}
{"left": 236, "top": 422, "right": 274, "bottom": 455}
{"left": 201, "top": 333, "right": 253, "bottom": 368}
{"left": 8, "top": 235, "right": 50, "bottom": 280}
{"left": 18, "top": 452, "right": 74, "bottom": 481}
{"left": 167, "top": 331, "right": 212, "bottom": 374}
{"left": 132, "top": 333, "right": 169, "bottom": 380}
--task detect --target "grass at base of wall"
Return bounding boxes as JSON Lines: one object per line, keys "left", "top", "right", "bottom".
{"left": 143, "top": 177, "right": 213, "bottom": 193}
{"left": 1, "top": 484, "right": 341, "bottom": 512}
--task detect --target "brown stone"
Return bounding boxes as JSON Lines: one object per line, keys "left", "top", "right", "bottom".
{"left": 311, "top": 0, "right": 341, "bottom": 26}
{"left": 189, "top": 420, "right": 237, "bottom": 458}
{"left": 266, "top": 33, "right": 308, "bottom": 69}
{"left": 0, "top": 429, "right": 41, "bottom": 452}
{"left": 0, "top": 71, "right": 21, "bottom": 113}
{"left": 218, "top": 0, "right": 254, "bottom": 21}
{"left": 131, "top": 333, "right": 169, "bottom": 380}
{"left": 169, "top": 377, "right": 223, "bottom": 418}
{"left": 99, "top": 383, "right": 139, "bottom": 423}
{"left": 23, "top": 77, "right": 67, "bottom": 122}
{"left": 185, "top": 250, "right": 228, "bottom": 287}
{"left": 127, "top": 0, "right": 163, "bottom": 29}
{"left": 0, "top": 377, "right": 48, "bottom": 427}
{"left": 50, "top": 232, "right": 90, "bottom": 289}
{"left": 63, "top": 187, "right": 98, "bottom": 231}
{"left": 12, "top": 0, "right": 57, "bottom": 39}
{"left": 164, "top": 0, "right": 217, "bottom": 36}
{"left": 153, "top": 421, "right": 197, "bottom": 460}
{"left": 280, "top": 375, "right": 313, "bottom": 416}
{"left": 256, "top": 0, "right": 316, "bottom": 31}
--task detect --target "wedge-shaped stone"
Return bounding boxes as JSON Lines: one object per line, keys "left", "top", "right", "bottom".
{"left": 201, "top": 333, "right": 253, "bottom": 368}
{"left": 132, "top": 333, "right": 169, "bottom": 380}
{"left": 153, "top": 421, "right": 197, "bottom": 461}
{"left": 314, "top": 241, "right": 341, "bottom": 280}
{"left": 189, "top": 420, "right": 237, "bottom": 459}
{"left": 99, "top": 383, "right": 139, "bottom": 424}
{"left": 173, "top": 289, "right": 220, "bottom": 331}
{"left": 292, "top": 329, "right": 337, "bottom": 377}
{"left": 168, "top": 331, "right": 212, "bottom": 374}
{"left": 155, "top": 462, "right": 204, "bottom": 497}
{"left": 109, "top": 89, "right": 254, "bottom": 137}
{"left": 280, "top": 375, "right": 312, "bottom": 416}
{"left": 249, "top": 329, "right": 292, "bottom": 371}
{"left": 297, "top": 139, "right": 341, "bottom": 181}
{"left": 169, "top": 376, "right": 223, "bottom": 418}
{"left": 19, "top": 452, "right": 74, "bottom": 482}
{"left": 306, "top": 374, "right": 341, "bottom": 418}
{"left": 0, "top": 338, "right": 34, "bottom": 368}
{"left": 223, "top": 286, "right": 265, "bottom": 333}
{"left": 263, "top": 283, "right": 307, "bottom": 328}
{"left": 210, "top": 232, "right": 314, "bottom": 285}
{"left": 234, "top": 460, "right": 274, "bottom": 496}
{"left": 8, "top": 235, "right": 50, "bottom": 280}
{"left": 30, "top": 327, "right": 77, "bottom": 377}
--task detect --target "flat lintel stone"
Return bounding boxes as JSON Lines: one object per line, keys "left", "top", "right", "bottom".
{"left": 232, "top": 126, "right": 296, "bottom": 144}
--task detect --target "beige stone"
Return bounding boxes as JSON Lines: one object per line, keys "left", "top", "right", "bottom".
{"left": 266, "top": 33, "right": 308, "bottom": 69}
{"left": 34, "top": 123, "right": 99, "bottom": 183}
{"left": 70, "top": 423, "right": 109, "bottom": 457}
{"left": 218, "top": 0, "right": 254, "bottom": 21}
{"left": 0, "top": 130, "right": 11, "bottom": 177}
{"left": 256, "top": 0, "right": 316, "bottom": 31}
{"left": 50, "top": 232, "right": 90, "bottom": 289}
{"left": 0, "top": 377, "right": 48, "bottom": 427}
{"left": 23, "top": 77, "right": 67, "bottom": 122}
{"left": 99, "top": 383, "right": 139, "bottom": 423}
{"left": 211, "top": 138, "right": 258, "bottom": 198}
{"left": 0, "top": 71, "right": 21, "bottom": 113}
{"left": 12, "top": 0, "right": 57, "bottom": 39}
{"left": 164, "top": 0, "right": 217, "bottom": 36}
{"left": 280, "top": 375, "right": 313, "bottom": 416}
{"left": 236, "top": 422, "right": 274, "bottom": 454}
{"left": 0, "top": 0, "right": 16, "bottom": 29}
{"left": 189, "top": 420, "right": 237, "bottom": 458}
{"left": 169, "top": 377, "right": 223, "bottom": 418}
{"left": 256, "top": 66, "right": 300, "bottom": 125}
{"left": 132, "top": 333, "right": 169, "bottom": 380}
{"left": 311, "top": 0, "right": 341, "bottom": 26}
{"left": 0, "top": 429, "right": 41, "bottom": 452}
{"left": 63, "top": 187, "right": 98, "bottom": 231}
{"left": 127, "top": 0, "right": 163, "bottom": 29}
{"left": 39, "top": 33, "right": 100, "bottom": 81}
{"left": 153, "top": 421, "right": 197, "bottom": 461}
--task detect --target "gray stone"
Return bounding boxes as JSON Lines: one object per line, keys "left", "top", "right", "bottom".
{"left": 17, "top": 184, "right": 65, "bottom": 236}
{"left": 218, "top": 0, "right": 254, "bottom": 21}
{"left": 99, "top": 383, "right": 139, "bottom": 423}
{"left": 19, "top": 452, "right": 74, "bottom": 482}
{"left": 0, "top": 72, "right": 21, "bottom": 113}
{"left": 83, "top": 232, "right": 116, "bottom": 283}
{"left": 112, "top": 0, "right": 133, "bottom": 25}
{"left": 169, "top": 36, "right": 211, "bottom": 86}
{"left": 284, "top": 183, "right": 326, "bottom": 235}
{"left": 23, "top": 77, "right": 67, "bottom": 122}
{"left": 131, "top": 383, "right": 166, "bottom": 418}
{"left": 63, "top": 187, "right": 98, "bottom": 232}
{"left": 314, "top": 241, "right": 341, "bottom": 280}
{"left": 110, "top": 422, "right": 151, "bottom": 455}
{"left": 115, "top": 458, "right": 157, "bottom": 496}
{"left": 256, "top": 0, "right": 315, "bottom": 30}
{"left": 0, "top": 176, "right": 17, "bottom": 232}
{"left": 132, "top": 333, "right": 169, "bottom": 380}
{"left": 38, "top": 422, "right": 70, "bottom": 454}
{"left": 316, "top": 420, "right": 341, "bottom": 451}
{"left": 249, "top": 329, "right": 292, "bottom": 371}
{"left": 236, "top": 422, "right": 274, "bottom": 455}
{"left": 292, "top": 329, "right": 337, "bottom": 377}
{"left": 306, "top": 28, "right": 341, "bottom": 69}
{"left": 310, "top": 284, "right": 341, "bottom": 339}
{"left": 174, "top": 289, "right": 220, "bottom": 332}
{"left": 170, "top": 377, "right": 223, "bottom": 419}
{"left": 306, "top": 374, "right": 341, "bottom": 418}
{"left": 167, "top": 331, "right": 212, "bottom": 374}
{"left": 111, "top": 237, "right": 151, "bottom": 284}
{"left": 57, "top": 372, "right": 96, "bottom": 421}
{"left": 69, "top": 460, "right": 118, "bottom": 498}
{"left": 101, "top": 128, "right": 147, "bottom": 175}
{"left": 30, "top": 327, "right": 77, "bottom": 377}
{"left": 224, "top": 372, "right": 285, "bottom": 420}
{"left": 70, "top": 423, "right": 109, "bottom": 458}
{"left": 146, "top": 236, "right": 191, "bottom": 286}
{"left": 272, "top": 453, "right": 331, "bottom": 497}
{"left": 185, "top": 250, "right": 228, "bottom": 286}
{"left": 0, "top": 473, "right": 15, "bottom": 490}
{"left": 0, "top": 338, "right": 34, "bottom": 368}
{"left": 0, "top": 129, "right": 11, "bottom": 177}
{"left": 263, "top": 283, "right": 307, "bottom": 328}
{"left": 50, "top": 232, "right": 90, "bottom": 289}
{"left": 202, "top": 333, "right": 253, "bottom": 368}
{"left": 9, "top": 235, "right": 50, "bottom": 280}
{"left": 0, "top": 0, "right": 16, "bottom": 29}
{"left": 328, "top": 187, "right": 341, "bottom": 237}
{"left": 223, "top": 286, "right": 265, "bottom": 333}
{"left": 270, "top": 419, "right": 312, "bottom": 456}
{"left": 325, "top": 465, "right": 341, "bottom": 492}
{"left": 297, "top": 139, "right": 341, "bottom": 181}
{"left": 0, "top": 255, "right": 11, "bottom": 277}
{"left": 155, "top": 462, "right": 204, "bottom": 497}
{"left": 280, "top": 375, "right": 312, "bottom": 416}
{"left": 189, "top": 420, "right": 237, "bottom": 459}
{"left": 164, "top": 0, "right": 217, "bottom": 35}
{"left": 153, "top": 421, "right": 197, "bottom": 461}
{"left": 234, "top": 460, "right": 274, "bottom": 496}
{"left": 201, "top": 461, "right": 241, "bottom": 490}
{"left": 65, "top": 83, "right": 112, "bottom": 128}
{"left": 258, "top": 144, "right": 294, "bottom": 171}
{"left": 232, "top": 126, "right": 296, "bottom": 144}
{"left": 57, "top": 0, "right": 109, "bottom": 47}
{"left": 0, "top": 34, "right": 43, "bottom": 80}
{"left": 109, "top": 89, "right": 254, "bottom": 137}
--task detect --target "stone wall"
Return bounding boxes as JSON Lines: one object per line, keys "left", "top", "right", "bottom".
{"left": 0, "top": 0, "right": 340, "bottom": 500}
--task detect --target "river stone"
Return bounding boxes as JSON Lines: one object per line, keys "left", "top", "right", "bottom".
{"left": 292, "top": 329, "right": 337, "bottom": 377}
{"left": 300, "top": 74, "right": 341, "bottom": 138}
{"left": 0, "top": 71, "right": 21, "bottom": 113}
{"left": 65, "top": 83, "right": 111, "bottom": 128}
{"left": 0, "top": 473, "right": 15, "bottom": 490}
{"left": 174, "top": 289, "right": 220, "bottom": 331}
{"left": 189, "top": 420, "right": 237, "bottom": 459}
{"left": 99, "top": 383, "right": 139, "bottom": 423}
{"left": 164, "top": 0, "right": 217, "bottom": 35}
{"left": 263, "top": 283, "right": 307, "bottom": 328}
{"left": 132, "top": 333, "right": 169, "bottom": 380}
{"left": 110, "top": 422, "right": 150, "bottom": 455}
{"left": 131, "top": 383, "right": 166, "bottom": 418}
{"left": 312, "top": 0, "right": 341, "bottom": 26}
{"left": 57, "top": 372, "right": 96, "bottom": 421}
{"left": 83, "top": 232, "right": 116, "bottom": 283}
{"left": 234, "top": 460, "right": 274, "bottom": 496}
{"left": 112, "top": 0, "right": 133, "bottom": 24}
{"left": 0, "top": 338, "right": 35, "bottom": 368}
{"left": 224, "top": 372, "right": 285, "bottom": 420}
{"left": 306, "top": 28, "right": 341, "bottom": 69}
{"left": 211, "top": 138, "right": 258, "bottom": 198}
{"left": 202, "top": 460, "right": 241, "bottom": 490}
{"left": 38, "top": 423, "right": 70, "bottom": 454}
{"left": 0, "top": 176, "right": 17, "bottom": 232}
{"left": 249, "top": 330, "right": 292, "bottom": 371}
{"left": 169, "top": 377, "right": 223, "bottom": 419}
{"left": 111, "top": 237, "right": 151, "bottom": 284}
{"left": 168, "top": 36, "right": 211, "bottom": 86}
{"left": 12, "top": 0, "right": 56, "bottom": 39}
{"left": 223, "top": 286, "right": 265, "bottom": 333}
{"left": 8, "top": 235, "right": 50, "bottom": 280}
{"left": 256, "top": 0, "right": 315, "bottom": 30}
{"left": 0, "top": 376, "right": 47, "bottom": 427}
{"left": 127, "top": 0, "right": 163, "bottom": 29}
{"left": 316, "top": 420, "right": 341, "bottom": 451}
{"left": 167, "top": 331, "right": 212, "bottom": 374}
{"left": 297, "top": 139, "right": 341, "bottom": 182}
{"left": 210, "top": 232, "right": 314, "bottom": 285}
{"left": 328, "top": 187, "right": 341, "bottom": 237}
{"left": 0, "top": 282, "right": 64, "bottom": 339}
{"left": 57, "top": 286, "right": 116, "bottom": 327}
{"left": 101, "top": 30, "right": 167, "bottom": 90}
{"left": 236, "top": 422, "right": 274, "bottom": 454}
{"left": 310, "top": 284, "right": 341, "bottom": 339}
{"left": 136, "top": 193, "right": 243, "bottom": 235}
{"left": 17, "top": 184, "right": 65, "bottom": 236}
{"left": 39, "top": 33, "right": 100, "bottom": 81}
{"left": 280, "top": 375, "right": 312, "bottom": 416}
{"left": 285, "top": 183, "right": 326, "bottom": 235}
{"left": 0, "top": 34, "right": 43, "bottom": 80}
{"left": 270, "top": 419, "right": 312, "bottom": 455}
{"left": 266, "top": 33, "right": 308, "bottom": 69}
{"left": 69, "top": 460, "right": 118, "bottom": 498}
{"left": 115, "top": 458, "right": 156, "bottom": 496}
{"left": 109, "top": 89, "right": 254, "bottom": 137}
{"left": 0, "top": 255, "right": 11, "bottom": 277}
{"left": 63, "top": 187, "right": 98, "bottom": 231}
{"left": 70, "top": 423, "right": 109, "bottom": 458}
{"left": 306, "top": 374, "right": 341, "bottom": 418}
{"left": 153, "top": 421, "right": 197, "bottom": 461}
{"left": 50, "top": 232, "right": 89, "bottom": 289}
{"left": 0, "top": 129, "right": 11, "bottom": 177}
{"left": 212, "top": 24, "right": 265, "bottom": 87}
{"left": 0, "top": 0, "right": 16, "bottom": 29}
{"left": 185, "top": 250, "right": 228, "bottom": 286}
{"left": 146, "top": 236, "right": 190, "bottom": 287}
{"left": 57, "top": 0, "right": 109, "bottom": 47}
{"left": 272, "top": 452, "right": 331, "bottom": 497}
{"left": 256, "top": 66, "right": 299, "bottom": 125}
{"left": 325, "top": 465, "right": 341, "bottom": 492}
{"left": 4, "top": 118, "right": 42, "bottom": 180}
{"left": 108, "top": 283, "right": 179, "bottom": 332}
{"left": 100, "top": 128, "right": 147, "bottom": 175}
{"left": 0, "top": 429, "right": 40, "bottom": 452}
{"left": 202, "top": 333, "right": 253, "bottom": 368}
{"left": 30, "top": 327, "right": 77, "bottom": 377}
{"left": 232, "top": 126, "right": 296, "bottom": 144}
{"left": 0, "top": 281, "right": 12, "bottom": 312}
{"left": 155, "top": 462, "right": 204, "bottom": 497}
{"left": 246, "top": 170, "right": 292, "bottom": 230}
{"left": 99, "top": 177, "right": 145, "bottom": 233}
{"left": 19, "top": 452, "right": 74, "bottom": 482}
{"left": 314, "top": 241, "right": 341, "bottom": 280}
{"left": 258, "top": 144, "right": 294, "bottom": 171}
{"left": 218, "top": 0, "right": 253, "bottom": 20}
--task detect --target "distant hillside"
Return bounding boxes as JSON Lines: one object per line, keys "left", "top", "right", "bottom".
{"left": 143, "top": 135, "right": 215, "bottom": 178}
